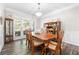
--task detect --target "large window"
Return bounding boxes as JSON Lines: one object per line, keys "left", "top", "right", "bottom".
{"left": 22, "top": 19, "right": 30, "bottom": 30}
{"left": 15, "top": 17, "right": 22, "bottom": 36}
{"left": 15, "top": 20, "right": 21, "bottom": 31}
{"left": 14, "top": 16, "right": 34, "bottom": 37}
{"left": 22, "top": 19, "right": 30, "bottom": 35}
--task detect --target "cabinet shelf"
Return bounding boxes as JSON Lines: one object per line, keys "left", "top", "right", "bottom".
{"left": 44, "top": 21, "right": 61, "bottom": 34}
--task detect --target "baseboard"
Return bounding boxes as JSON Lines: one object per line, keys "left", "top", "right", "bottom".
{"left": 64, "top": 40, "right": 79, "bottom": 47}
{"left": 0, "top": 44, "right": 4, "bottom": 52}
{"left": 14, "top": 38, "right": 25, "bottom": 41}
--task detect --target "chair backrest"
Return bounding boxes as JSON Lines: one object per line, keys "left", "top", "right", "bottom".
{"left": 47, "top": 30, "right": 64, "bottom": 50}
{"left": 55, "top": 30, "right": 64, "bottom": 50}
{"left": 26, "top": 31, "right": 34, "bottom": 47}
{"left": 26, "top": 32, "right": 29, "bottom": 40}
{"left": 59, "top": 30, "right": 64, "bottom": 42}
{"left": 27, "top": 32, "right": 32, "bottom": 41}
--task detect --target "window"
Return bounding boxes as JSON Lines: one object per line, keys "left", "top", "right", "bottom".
{"left": 23, "top": 19, "right": 30, "bottom": 31}
{"left": 22, "top": 19, "right": 30, "bottom": 35}
{"left": 15, "top": 16, "right": 22, "bottom": 36}
{"left": 14, "top": 16, "right": 34, "bottom": 37}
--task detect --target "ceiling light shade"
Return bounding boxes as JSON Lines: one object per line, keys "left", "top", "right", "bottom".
{"left": 35, "top": 12, "right": 42, "bottom": 17}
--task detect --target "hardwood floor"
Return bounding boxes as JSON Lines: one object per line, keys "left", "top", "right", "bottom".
{"left": 0, "top": 39, "right": 79, "bottom": 55}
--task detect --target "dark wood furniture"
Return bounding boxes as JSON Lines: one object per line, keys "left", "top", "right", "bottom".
{"left": 41, "top": 21, "right": 63, "bottom": 55}
{"left": 44, "top": 21, "right": 61, "bottom": 34}
{"left": 26, "top": 30, "right": 32, "bottom": 49}
{"left": 26, "top": 21, "right": 63, "bottom": 55}
{"left": 41, "top": 30, "right": 64, "bottom": 55}
{"left": 32, "top": 21, "right": 63, "bottom": 55}
{"left": 26, "top": 31, "right": 30, "bottom": 48}
{"left": 32, "top": 32, "right": 57, "bottom": 54}
{"left": 26, "top": 32, "right": 44, "bottom": 55}
{"left": 32, "top": 32, "right": 57, "bottom": 41}
{"left": 4, "top": 18, "right": 13, "bottom": 43}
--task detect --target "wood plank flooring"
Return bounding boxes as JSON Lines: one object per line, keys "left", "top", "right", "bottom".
{"left": 0, "top": 39, "right": 79, "bottom": 55}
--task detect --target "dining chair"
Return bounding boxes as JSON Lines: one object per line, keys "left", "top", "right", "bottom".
{"left": 26, "top": 31, "right": 30, "bottom": 49}
{"left": 27, "top": 32, "right": 44, "bottom": 55}
{"left": 41, "top": 30, "right": 64, "bottom": 55}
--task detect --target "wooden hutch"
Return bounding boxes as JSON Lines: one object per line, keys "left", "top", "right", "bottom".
{"left": 4, "top": 18, "right": 13, "bottom": 43}
{"left": 44, "top": 21, "right": 61, "bottom": 34}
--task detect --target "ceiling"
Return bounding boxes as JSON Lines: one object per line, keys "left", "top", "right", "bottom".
{"left": 4, "top": 3, "right": 76, "bottom": 16}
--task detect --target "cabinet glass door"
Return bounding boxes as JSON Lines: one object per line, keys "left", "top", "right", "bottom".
{"left": 5, "top": 18, "right": 13, "bottom": 43}
{"left": 10, "top": 20, "right": 13, "bottom": 35}
{"left": 6, "top": 20, "right": 10, "bottom": 35}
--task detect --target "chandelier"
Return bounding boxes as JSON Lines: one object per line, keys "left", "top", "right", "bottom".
{"left": 35, "top": 3, "right": 42, "bottom": 17}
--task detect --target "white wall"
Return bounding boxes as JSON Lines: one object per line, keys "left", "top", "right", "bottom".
{"left": 0, "top": 4, "right": 4, "bottom": 52}
{"left": 40, "top": 5, "right": 79, "bottom": 46}
{"left": 4, "top": 8, "right": 38, "bottom": 40}
{"left": 0, "top": 25, "right": 3, "bottom": 52}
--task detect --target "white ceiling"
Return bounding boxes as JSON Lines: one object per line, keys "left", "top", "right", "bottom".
{"left": 4, "top": 3, "right": 76, "bottom": 16}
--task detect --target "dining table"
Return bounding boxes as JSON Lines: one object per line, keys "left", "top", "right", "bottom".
{"left": 31, "top": 32, "right": 58, "bottom": 54}
{"left": 32, "top": 32, "right": 57, "bottom": 42}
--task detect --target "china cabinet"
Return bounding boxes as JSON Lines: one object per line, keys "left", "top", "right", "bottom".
{"left": 44, "top": 21, "right": 61, "bottom": 34}
{"left": 4, "top": 18, "right": 13, "bottom": 43}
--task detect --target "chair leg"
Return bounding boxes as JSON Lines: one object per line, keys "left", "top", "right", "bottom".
{"left": 54, "top": 50, "right": 60, "bottom": 55}
{"left": 59, "top": 49, "right": 61, "bottom": 55}
{"left": 41, "top": 47, "right": 45, "bottom": 55}
{"left": 26, "top": 40, "right": 29, "bottom": 48}
{"left": 28, "top": 41, "right": 30, "bottom": 49}
{"left": 44, "top": 49, "right": 47, "bottom": 55}
{"left": 31, "top": 46, "right": 35, "bottom": 55}
{"left": 41, "top": 48, "right": 47, "bottom": 55}
{"left": 26, "top": 40, "right": 27, "bottom": 45}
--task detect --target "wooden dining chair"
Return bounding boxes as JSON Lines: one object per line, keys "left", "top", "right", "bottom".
{"left": 41, "top": 30, "right": 64, "bottom": 55}
{"left": 27, "top": 32, "right": 44, "bottom": 55}
{"left": 26, "top": 31, "right": 31, "bottom": 49}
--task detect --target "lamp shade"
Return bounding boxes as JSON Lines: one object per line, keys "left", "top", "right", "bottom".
{"left": 35, "top": 12, "right": 42, "bottom": 17}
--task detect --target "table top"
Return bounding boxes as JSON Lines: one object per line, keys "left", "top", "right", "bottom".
{"left": 32, "top": 32, "right": 57, "bottom": 41}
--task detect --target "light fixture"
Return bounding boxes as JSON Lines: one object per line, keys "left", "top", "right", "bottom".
{"left": 35, "top": 3, "right": 42, "bottom": 17}
{"left": 35, "top": 12, "right": 42, "bottom": 17}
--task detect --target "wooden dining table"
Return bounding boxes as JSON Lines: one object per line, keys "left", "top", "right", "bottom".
{"left": 32, "top": 32, "right": 57, "bottom": 41}
{"left": 30, "top": 32, "right": 58, "bottom": 54}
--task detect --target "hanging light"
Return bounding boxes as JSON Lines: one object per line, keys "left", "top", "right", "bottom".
{"left": 35, "top": 3, "right": 42, "bottom": 17}
{"left": 35, "top": 12, "right": 42, "bottom": 17}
